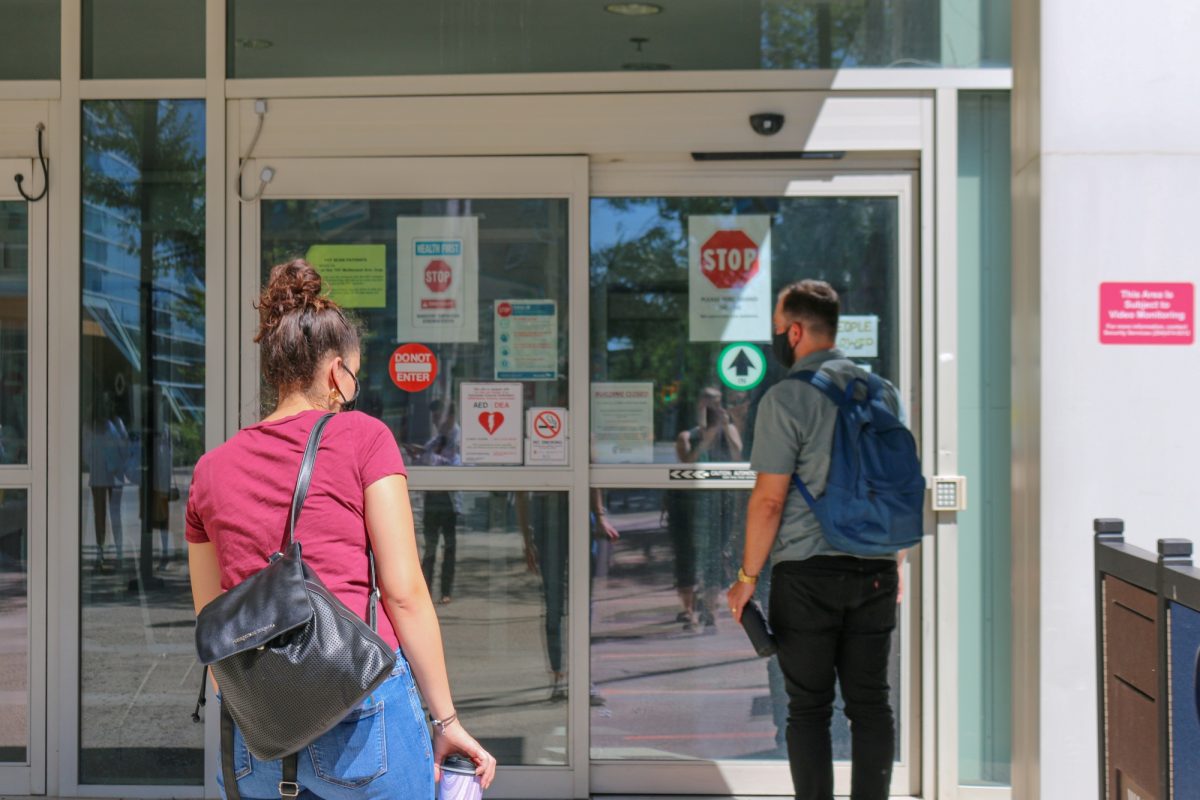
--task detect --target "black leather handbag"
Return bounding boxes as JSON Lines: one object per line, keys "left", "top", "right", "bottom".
{"left": 192, "top": 413, "right": 396, "bottom": 793}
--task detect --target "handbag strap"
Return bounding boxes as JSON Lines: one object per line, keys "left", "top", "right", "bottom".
{"left": 285, "top": 412, "right": 335, "bottom": 548}
{"left": 283, "top": 412, "right": 381, "bottom": 633}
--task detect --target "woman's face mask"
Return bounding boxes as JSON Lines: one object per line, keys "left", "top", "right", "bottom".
{"left": 337, "top": 363, "right": 360, "bottom": 412}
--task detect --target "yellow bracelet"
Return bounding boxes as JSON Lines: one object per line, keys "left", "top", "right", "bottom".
{"left": 737, "top": 567, "right": 758, "bottom": 585}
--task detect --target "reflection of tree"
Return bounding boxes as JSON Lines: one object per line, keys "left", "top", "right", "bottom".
{"left": 83, "top": 100, "right": 205, "bottom": 586}
{"left": 761, "top": 0, "right": 940, "bottom": 69}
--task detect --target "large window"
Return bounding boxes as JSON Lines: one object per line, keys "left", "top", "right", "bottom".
{"left": 589, "top": 192, "right": 907, "bottom": 768}
{"left": 590, "top": 195, "right": 901, "bottom": 465}
{"left": 228, "top": 0, "right": 1010, "bottom": 79}
{"left": 79, "top": 99, "right": 206, "bottom": 785}
{"left": 415, "top": 490, "right": 570, "bottom": 765}
{"left": 259, "top": 197, "right": 570, "bottom": 458}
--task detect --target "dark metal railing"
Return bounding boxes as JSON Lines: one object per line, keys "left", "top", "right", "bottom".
{"left": 1095, "top": 518, "right": 1200, "bottom": 800}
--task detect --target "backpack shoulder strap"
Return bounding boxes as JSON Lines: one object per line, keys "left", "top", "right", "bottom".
{"left": 787, "top": 369, "right": 845, "bottom": 408}
{"left": 285, "top": 412, "right": 335, "bottom": 550}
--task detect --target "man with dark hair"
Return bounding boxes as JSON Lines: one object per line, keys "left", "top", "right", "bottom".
{"left": 729, "top": 279, "right": 904, "bottom": 800}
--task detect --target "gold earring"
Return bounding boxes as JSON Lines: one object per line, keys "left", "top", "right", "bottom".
{"left": 328, "top": 390, "right": 340, "bottom": 407}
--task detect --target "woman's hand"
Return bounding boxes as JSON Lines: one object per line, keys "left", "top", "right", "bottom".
{"left": 433, "top": 721, "right": 497, "bottom": 789}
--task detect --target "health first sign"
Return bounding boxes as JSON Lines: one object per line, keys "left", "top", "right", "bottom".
{"left": 1100, "top": 283, "right": 1194, "bottom": 345}
{"left": 688, "top": 215, "right": 773, "bottom": 342}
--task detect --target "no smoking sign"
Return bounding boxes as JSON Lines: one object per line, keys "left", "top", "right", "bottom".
{"left": 526, "top": 406, "right": 569, "bottom": 466}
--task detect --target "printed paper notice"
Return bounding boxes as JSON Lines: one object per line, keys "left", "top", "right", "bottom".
{"left": 526, "top": 407, "right": 568, "bottom": 466}
{"left": 495, "top": 300, "right": 557, "bottom": 380}
{"left": 305, "top": 244, "right": 386, "bottom": 308}
{"left": 590, "top": 382, "right": 654, "bottom": 464}
{"left": 1100, "top": 282, "right": 1194, "bottom": 345}
{"left": 461, "top": 382, "right": 523, "bottom": 465}
{"left": 688, "top": 215, "right": 773, "bottom": 342}
{"left": 397, "top": 216, "right": 479, "bottom": 343}
{"left": 838, "top": 315, "right": 880, "bottom": 358}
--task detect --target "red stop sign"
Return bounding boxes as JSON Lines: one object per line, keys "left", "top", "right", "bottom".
{"left": 424, "top": 260, "right": 453, "bottom": 293}
{"left": 700, "top": 230, "right": 760, "bottom": 289}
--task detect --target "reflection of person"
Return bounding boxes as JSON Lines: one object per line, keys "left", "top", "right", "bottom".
{"left": 85, "top": 392, "right": 128, "bottom": 571}
{"left": 186, "top": 259, "right": 495, "bottom": 797}
{"left": 518, "top": 488, "right": 617, "bottom": 703}
{"left": 151, "top": 391, "right": 176, "bottom": 571}
{"left": 517, "top": 492, "right": 568, "bottom": 700}
{"left": 672, "top": 387, "right": 741, "bottom": 632}
{"left": 729, "top": 280, "right": 904, "bottom": 800}
{"left": 414, "top": 399, "right": 462, "bottom": 604}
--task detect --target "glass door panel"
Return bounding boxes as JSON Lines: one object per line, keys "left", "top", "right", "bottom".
{"left": 0, "top": 162, "right": 48, "bottom": 796}
{"left": 245, "top": 156, "right": 588, "bottom": 800}
{"left": 588, "top": 169, "right": 920, "bottom": 797}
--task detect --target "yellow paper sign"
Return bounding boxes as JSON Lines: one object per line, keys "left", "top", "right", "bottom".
{"left": 306, "top": 244, "right": 387, "bottom": 308}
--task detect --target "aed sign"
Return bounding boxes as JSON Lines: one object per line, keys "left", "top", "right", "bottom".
{"left": 1100, "top": 282, "right": 1194, "bottom": 345}
{"left": 388, "top": 343, "right": 438, "bottom": 392}
{"left": 461, "top": 382, "right": 523, "bottom": 465}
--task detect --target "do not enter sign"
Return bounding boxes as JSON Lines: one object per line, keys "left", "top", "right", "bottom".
{"left": 700, "top": 230, "right": 760, "bottom": 289}
{"left": 389, "top": 343, "right": 438, "bottom": 392}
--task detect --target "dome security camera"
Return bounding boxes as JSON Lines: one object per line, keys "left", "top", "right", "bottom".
{"left": 749, "top": 113, "right": 785, "bottom": 136}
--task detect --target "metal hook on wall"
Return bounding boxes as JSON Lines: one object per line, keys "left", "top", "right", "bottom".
{"left": 14, "top": 123, "right": 49, "bottom": 203}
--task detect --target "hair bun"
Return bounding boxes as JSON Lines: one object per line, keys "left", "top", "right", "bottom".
{"left": 257, "top": 259, "right": 333, "bottom": 335}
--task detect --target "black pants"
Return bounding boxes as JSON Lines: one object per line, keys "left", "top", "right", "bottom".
{"left": 421, "top": 502, "right": 457, "bottom": 598}
{"left": 769, "top": 556, "right": 898, "bottom": 800}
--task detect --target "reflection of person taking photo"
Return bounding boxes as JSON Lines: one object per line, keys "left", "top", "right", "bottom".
{"left": 671, "top": 387, "right": 742, "bottom": 633}
{"left": 676, "top": 387, "right": 742, "bottom": 464}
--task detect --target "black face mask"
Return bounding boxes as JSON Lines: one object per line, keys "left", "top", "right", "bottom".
{"left": 337, "top": 364, "right": 360, "bottom": 412}
{"left": 772, "top": 327, "right": 796, "bottom": 369}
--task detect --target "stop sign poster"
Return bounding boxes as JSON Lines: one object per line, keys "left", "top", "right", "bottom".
{"left": 460, "top": 382, "right": 524, "bottom": 465}
{"left": 688, "top": 215, "right": 773, "bottom": 342}
{"left": 396, "top": 216, "right": 479, "bottom": 343}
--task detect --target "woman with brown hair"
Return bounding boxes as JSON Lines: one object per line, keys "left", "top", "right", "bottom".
{"left": 187, "top": 259, "right": 495, "bottom": 798}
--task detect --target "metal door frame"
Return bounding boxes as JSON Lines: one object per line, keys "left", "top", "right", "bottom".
{"left": 236, "top": 155, "right": 592, "bottom": 800}
{"left": 587, "top": 162, "right": 923, "bottom": 798}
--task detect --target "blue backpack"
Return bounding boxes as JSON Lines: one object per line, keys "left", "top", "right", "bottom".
{"left": 788, "top": 368, "right": 926, "bottom": 556}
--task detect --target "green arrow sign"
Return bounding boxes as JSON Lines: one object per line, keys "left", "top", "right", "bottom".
{"left": 717, "top": 342, "right": 766, "bottom": 390}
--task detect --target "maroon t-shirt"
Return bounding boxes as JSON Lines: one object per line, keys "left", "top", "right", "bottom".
{"left": 186, "top": 409, "right": 406, "bottom": 650}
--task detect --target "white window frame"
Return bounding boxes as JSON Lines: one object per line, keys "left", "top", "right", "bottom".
{"left": 0, "top": 159, "right": 49, "bottom": 798}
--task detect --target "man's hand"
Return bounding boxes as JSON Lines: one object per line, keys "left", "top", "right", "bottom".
{"left": 727, "top": 579, "right": 756, "bottom": 625}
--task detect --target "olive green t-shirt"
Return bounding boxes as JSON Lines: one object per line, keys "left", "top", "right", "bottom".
{"left": 749, "top": 348, "right": 901, "bottom": 563}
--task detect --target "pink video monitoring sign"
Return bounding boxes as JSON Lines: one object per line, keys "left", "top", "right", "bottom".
{"left": 1099, "top": 282, "right": 1194, "bottom": 345}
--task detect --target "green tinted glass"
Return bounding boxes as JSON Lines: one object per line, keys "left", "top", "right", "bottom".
{"left": 229, "top": 0, "right": 1010, "bottom": 79}
{"left": 0, "top": 0, "right": 59, "bottom": 79}
{"left": 957, "top": 90, "right": 1012, "bottom": 786}
{"left": 83, "top": 0, "right": 205, "bottom": 79}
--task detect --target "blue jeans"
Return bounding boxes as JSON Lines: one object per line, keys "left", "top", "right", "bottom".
{"left": 218, "top": 651, "right": 435, "bottom": 800}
